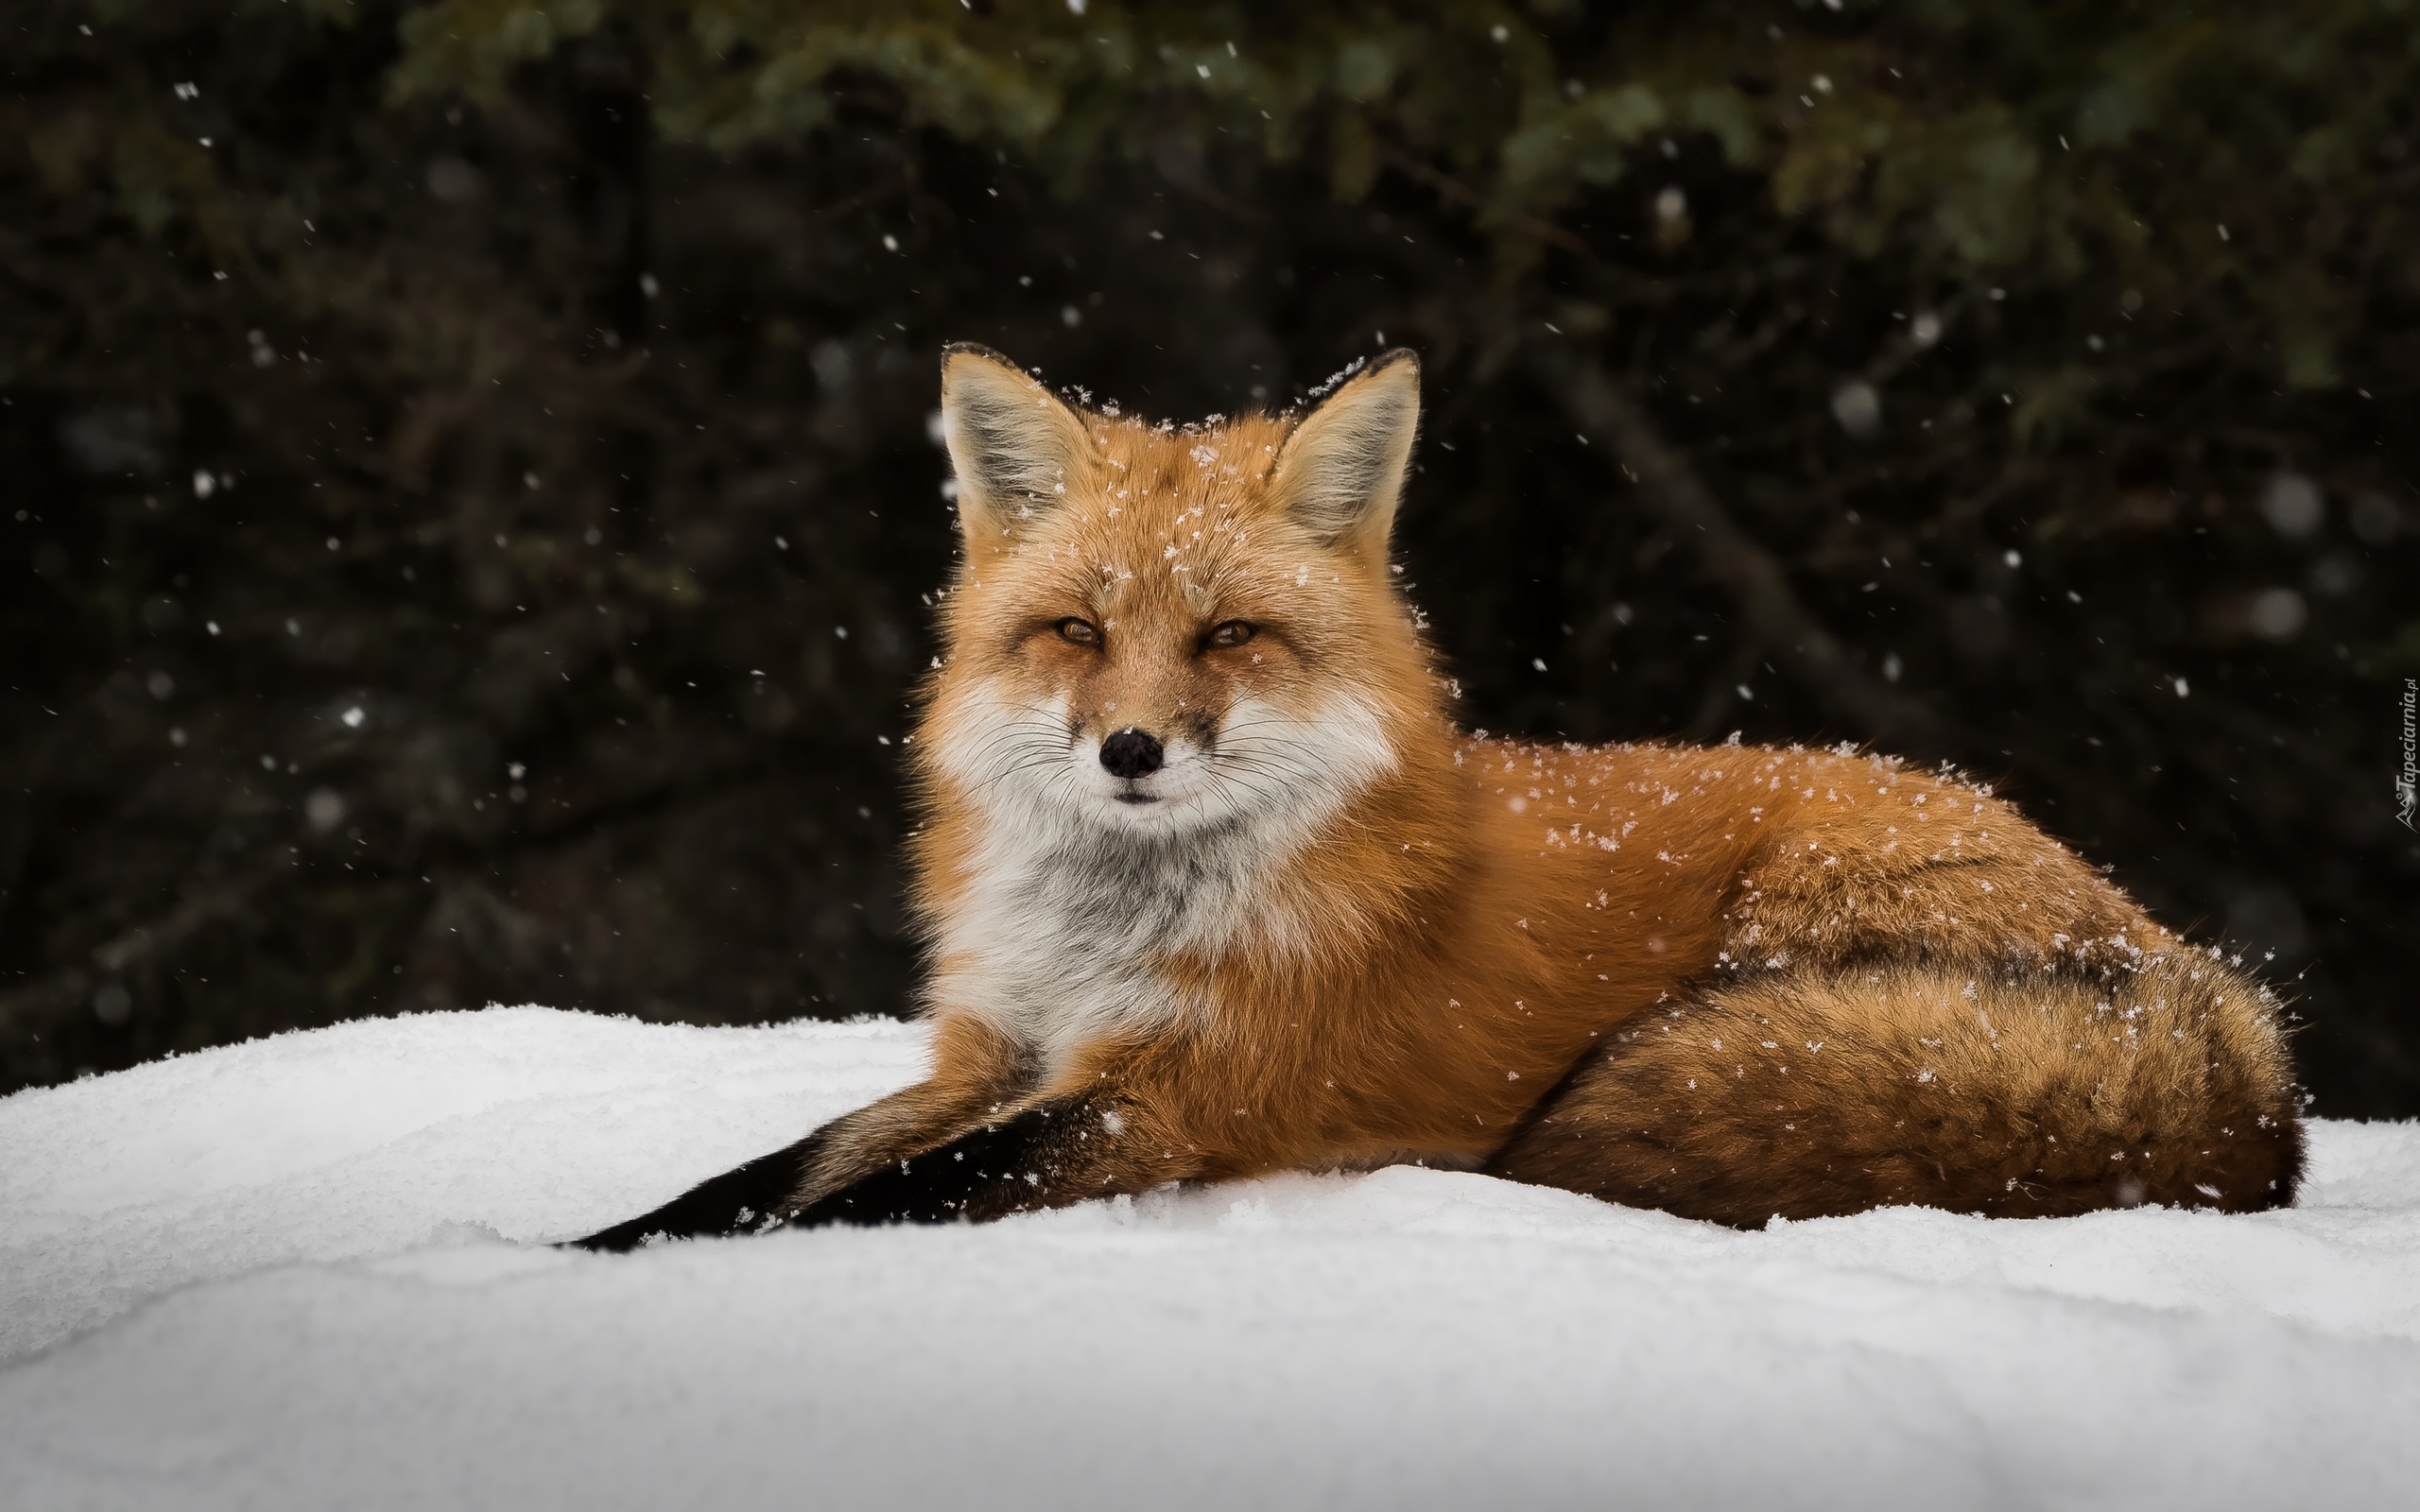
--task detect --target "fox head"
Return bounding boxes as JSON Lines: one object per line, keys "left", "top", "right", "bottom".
{"left": 918, "top": 344, "right": 1440, "bottom": 850}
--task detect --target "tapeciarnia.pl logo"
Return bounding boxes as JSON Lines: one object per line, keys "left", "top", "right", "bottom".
{"left": 2399, "top": 677, "right": 2417, "bottom": 831}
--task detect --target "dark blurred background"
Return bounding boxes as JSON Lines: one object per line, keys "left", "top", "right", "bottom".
{"left": 5, "top": 1, "right": 2415, "bottom": 1114}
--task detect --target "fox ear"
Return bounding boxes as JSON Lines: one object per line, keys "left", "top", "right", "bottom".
{"left": 1269, "top": 349, "right": 1421, "bottom": 552}
{"left": 939, "top": 344, "right": 1093, "bottom": 548}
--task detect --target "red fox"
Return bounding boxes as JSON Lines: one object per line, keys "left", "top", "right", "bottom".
{"left": 579, "top": 345, "right": 2302, "bottom": 1248}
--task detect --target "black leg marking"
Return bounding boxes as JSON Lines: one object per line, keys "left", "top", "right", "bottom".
{"left": 567, "top": 1129, "right": 830, "bottom": 1252}
{"left": 789, "top": 1097, "right": 1098, "bottom": 1228}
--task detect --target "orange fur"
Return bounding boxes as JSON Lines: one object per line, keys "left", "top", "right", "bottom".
{"left": 588, "top": 344, "right": 2303, "bottom": 1245}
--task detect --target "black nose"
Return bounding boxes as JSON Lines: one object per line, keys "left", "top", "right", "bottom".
{"left": 1098, "top": 728, "right": 1165, "bottom": 781}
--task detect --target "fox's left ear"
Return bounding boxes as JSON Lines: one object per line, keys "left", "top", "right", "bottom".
{"left": 1269, "top": 349, "right": 1421, "bottom": 555}
{"left": 939, "top": 343, "right": 1094, "bottom": 550}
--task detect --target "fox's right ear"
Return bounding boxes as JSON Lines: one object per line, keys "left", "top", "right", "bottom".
{"left": 939, "top": 344, "right": 1092, "bottom": 550}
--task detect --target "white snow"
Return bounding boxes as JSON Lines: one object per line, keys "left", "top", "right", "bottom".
{"left": 3, "top": 1006, "right": 2416, "bottom": 1510}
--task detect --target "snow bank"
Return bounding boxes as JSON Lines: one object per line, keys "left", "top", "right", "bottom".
{"left": 3, "top": 1006, "right": 2415, "bottom": 1510}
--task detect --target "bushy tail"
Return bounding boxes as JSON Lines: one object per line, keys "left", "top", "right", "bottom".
{"left": 1489, "top": 951, "right": 2305, "bottom": 1225}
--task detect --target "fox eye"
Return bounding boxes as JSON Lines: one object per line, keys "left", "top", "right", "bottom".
{"left": 1206, "top": 620, "right": 1256, "bottom": 649}
{"left": 1056, "top": 618, "right": 1100, "bottom": 647}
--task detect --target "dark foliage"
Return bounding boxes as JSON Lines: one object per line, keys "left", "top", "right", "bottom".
{"left": 5, "top": 1, "right": 2415, "bottom": 1113}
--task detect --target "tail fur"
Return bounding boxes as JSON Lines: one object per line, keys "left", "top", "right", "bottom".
{"left": 1488, "top": 952, "right": 2304, "bottom": 1225}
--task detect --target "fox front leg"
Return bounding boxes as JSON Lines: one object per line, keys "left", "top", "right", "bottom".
{"left": 790, "top": 1089, "right": 1189, "bottom": 1228}
{"left": 570, "top": 1125, "right": 836, "bottom": 1251}
{"left": 569, "top": 1017, "right": 1029, "bottom": 1252}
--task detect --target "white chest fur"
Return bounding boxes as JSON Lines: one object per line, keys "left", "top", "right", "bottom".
{"left": 921, "top": 681, "right": 1399, "bottom": 1074}
{"left": 932, "top": 814, "right": 1278, "bottom": 1074}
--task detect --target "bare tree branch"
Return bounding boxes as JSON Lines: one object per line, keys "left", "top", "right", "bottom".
{"left": 1530, "top": 341, "right": 1939, "bottom": 744}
